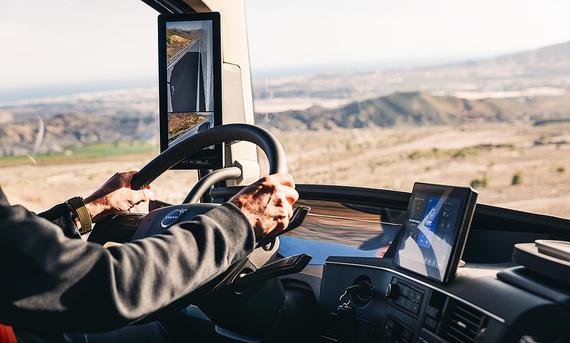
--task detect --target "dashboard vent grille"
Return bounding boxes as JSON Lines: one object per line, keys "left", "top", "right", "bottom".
{"left": 443, "top": 302, "right": 486, "bottom": 343}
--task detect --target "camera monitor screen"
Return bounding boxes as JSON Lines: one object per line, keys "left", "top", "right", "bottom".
{"left": 393, "top": 183, "right": 477, "bottom": 283}
{"left": 158, "top": 13, "right": 222, "bottom": 169}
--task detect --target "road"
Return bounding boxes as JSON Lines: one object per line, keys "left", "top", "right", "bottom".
{"left": 167, "top": 41, "right": 204, "bottom": 113}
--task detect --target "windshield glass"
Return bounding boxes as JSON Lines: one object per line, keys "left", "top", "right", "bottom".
{"left": 245, "top": 0, "right": 570, "bottom": 219}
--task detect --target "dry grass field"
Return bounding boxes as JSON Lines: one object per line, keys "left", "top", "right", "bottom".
{"left": 1, "top": 123, "right": 569, "bottom": 220}
{"left": 271, "top": 122, "right": 570, "bottom": 219}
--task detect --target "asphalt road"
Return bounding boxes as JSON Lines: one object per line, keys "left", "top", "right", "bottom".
{"left": 170, "top": 50, "right": 200, "bottom": 112}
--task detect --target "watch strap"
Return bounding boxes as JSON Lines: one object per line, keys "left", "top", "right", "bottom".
{"left": 67, "top": 197, "right": 92, "bottom": 235}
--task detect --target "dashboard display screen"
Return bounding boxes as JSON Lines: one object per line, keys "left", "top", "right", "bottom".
{"left": 393, "top": 183, "right": 477, "bottom": 283}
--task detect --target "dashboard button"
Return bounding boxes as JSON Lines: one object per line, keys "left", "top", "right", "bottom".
{"left": 400, "top": 298, "right": 411, "bottom": 310}
{"left": 399, "top": 285, "right": 409, "bottom": 297}
{"left": 395, "top": 296, "right": 407, "bottom": 307}
{"left": 411, "top": 302, "right": 420, "bottom": 314}
{"left": 411, "top": 291, "right": 423, "bottom": 303}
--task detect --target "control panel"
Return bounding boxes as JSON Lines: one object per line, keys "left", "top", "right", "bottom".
{"left": 320, "top": 260, "right": 504, "bottom": 343}
{"left": 386, "top": 277, "right": 424, "bottom": 316}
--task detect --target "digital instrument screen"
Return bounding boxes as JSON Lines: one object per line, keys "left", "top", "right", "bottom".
{"left": 159, "top": 13, "right": 222, "bottom": 169}
{"left": 393, "top": 183, "right": 477, "bottom": 283}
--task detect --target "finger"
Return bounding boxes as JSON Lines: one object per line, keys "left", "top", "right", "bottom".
{"left": 278, "top": 215, "right": 290, "bottom": 233}
{"left": 267, "top": 173, "right": 295, "bottom": 188}
{"left": 278, "top": 185, "right": 299, "bottom": 205}
{"left": 274, "top": 194, "right": 294, "bottom": 219}
{"left": 285, "top": 201, "right": 293, "bottom": 220}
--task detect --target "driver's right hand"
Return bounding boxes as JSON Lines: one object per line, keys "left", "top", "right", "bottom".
{"left": 229, "top": 173, "right": 299, "bottom": 241}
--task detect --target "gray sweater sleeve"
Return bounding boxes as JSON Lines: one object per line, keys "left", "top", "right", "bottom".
{"left": 0, "top": 187, "right": 255, "bottom": 333}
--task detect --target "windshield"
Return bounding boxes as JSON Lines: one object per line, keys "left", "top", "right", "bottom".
{"left": 245, "top": 0, "right": 570, "bottom": 219}
{"left": 0, "top": 1, "right": 569, "bottom": 221}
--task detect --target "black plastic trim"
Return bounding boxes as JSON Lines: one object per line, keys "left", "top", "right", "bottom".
{"left": 210, "top": 184, "right": 570, "bottom": 235}
{"left": 141, "top": 0, "right": 195, "bottom": 13}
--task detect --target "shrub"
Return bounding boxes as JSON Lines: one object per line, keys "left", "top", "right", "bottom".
{"left": 511, "top": 171, "right": 523, "bottom": 185}
{"left": 408, "top": 150, "right": 422, "bottom": 160}
{"left": 556, "top": 166, "right": 566, "bottom": 173}
{"left": 470, "top": 175, "right": 489, "bottom": 188}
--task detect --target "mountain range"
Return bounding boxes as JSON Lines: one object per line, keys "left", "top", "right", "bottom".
{"left": 254, "top": 41, "right": 570, "bottom": 105}
{"left": 255, "top": 92, "right": 570, "bottom": 131}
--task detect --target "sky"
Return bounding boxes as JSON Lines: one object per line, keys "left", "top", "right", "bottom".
{"left": 167, "top": 21, "right": 206, "bottom": 31}
{"left": 0, "top": 0, "right": 569, "bottom": 99}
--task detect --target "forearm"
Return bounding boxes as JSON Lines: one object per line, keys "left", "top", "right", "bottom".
{"left": 0, "top": 203, "right": 254, "bottom": 333}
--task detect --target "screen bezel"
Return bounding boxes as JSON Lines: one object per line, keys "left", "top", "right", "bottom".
{"left": 392, "top": 182, "right": 477, "bottom": 284}
{"left": 158, "top": 12, "right": 223, "bottom": 170}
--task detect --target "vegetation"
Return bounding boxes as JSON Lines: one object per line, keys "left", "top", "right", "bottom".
{"left": 167, "top": 112, "right": 207, "bottom": 139}
{"left": 470, "top": 175, "right": 489, "bottom": 189}
{"left": 533, "top": 118, "right": 570, "bottom": 126}
{"left": 556, "top": 166, "right": 566, "bottom": 173}
{"left": 166, "top": 28, "right": 198, "bottom": 64}
{"left": 511, "top": 171, "right": 524, "bottom": 185}
{"left": 407, "top": 144, "right": 513, "bottom": 160}
{"left": 0, "top": 141, "right": 157, "bottom": 167}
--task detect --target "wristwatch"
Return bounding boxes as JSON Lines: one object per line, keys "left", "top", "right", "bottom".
{"left": 66, "top": 196, "right": 93, "bottom": 235}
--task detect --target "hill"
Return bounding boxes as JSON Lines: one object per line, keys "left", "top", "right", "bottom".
{"left": 255, "top": 92, "right": 570, "bottom": 131}
{"left": 0, "top": 112, "right": 156, "bottom": 157}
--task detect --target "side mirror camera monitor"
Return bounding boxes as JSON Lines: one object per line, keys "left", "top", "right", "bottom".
{"left": 158, "top": 12, "right": 222, "bottom": 169}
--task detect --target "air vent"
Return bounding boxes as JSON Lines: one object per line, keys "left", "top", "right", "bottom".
{"left": 443, "top": 301, "right": 487, "bottom": 343}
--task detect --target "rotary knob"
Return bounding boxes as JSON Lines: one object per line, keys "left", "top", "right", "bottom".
{"left": 385, "top": 282, "right": 399, "bottom": 299}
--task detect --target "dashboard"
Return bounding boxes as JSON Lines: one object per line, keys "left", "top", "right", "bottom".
{"left": 213, "top": 184, "right": 570, "bottom": 343}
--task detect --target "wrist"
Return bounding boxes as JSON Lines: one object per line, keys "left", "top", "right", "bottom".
{"left": 83, "top": 197, "right": 108, "bottom": 223}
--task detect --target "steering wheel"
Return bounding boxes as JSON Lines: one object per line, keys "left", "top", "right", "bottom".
{"left": 90, "top": 124, "right": 314, "bottom": 341}
{"left": 130, "top": 123, "right": 287, "bottom": 190}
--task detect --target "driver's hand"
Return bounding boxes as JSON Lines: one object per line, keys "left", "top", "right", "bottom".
{"left": 229, "top": 173, "right": 299, "bottom": 241}
{"left": 83, "top": 169, "right": 153, "bottom": 223}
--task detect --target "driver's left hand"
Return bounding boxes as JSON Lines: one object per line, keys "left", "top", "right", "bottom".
{"left": 83, "top": 168, "right": 153, "bottom": 222}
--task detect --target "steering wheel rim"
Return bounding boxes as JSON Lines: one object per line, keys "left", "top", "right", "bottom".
{"left": 131, "top": 123, "right": 287, "bottom": 190}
